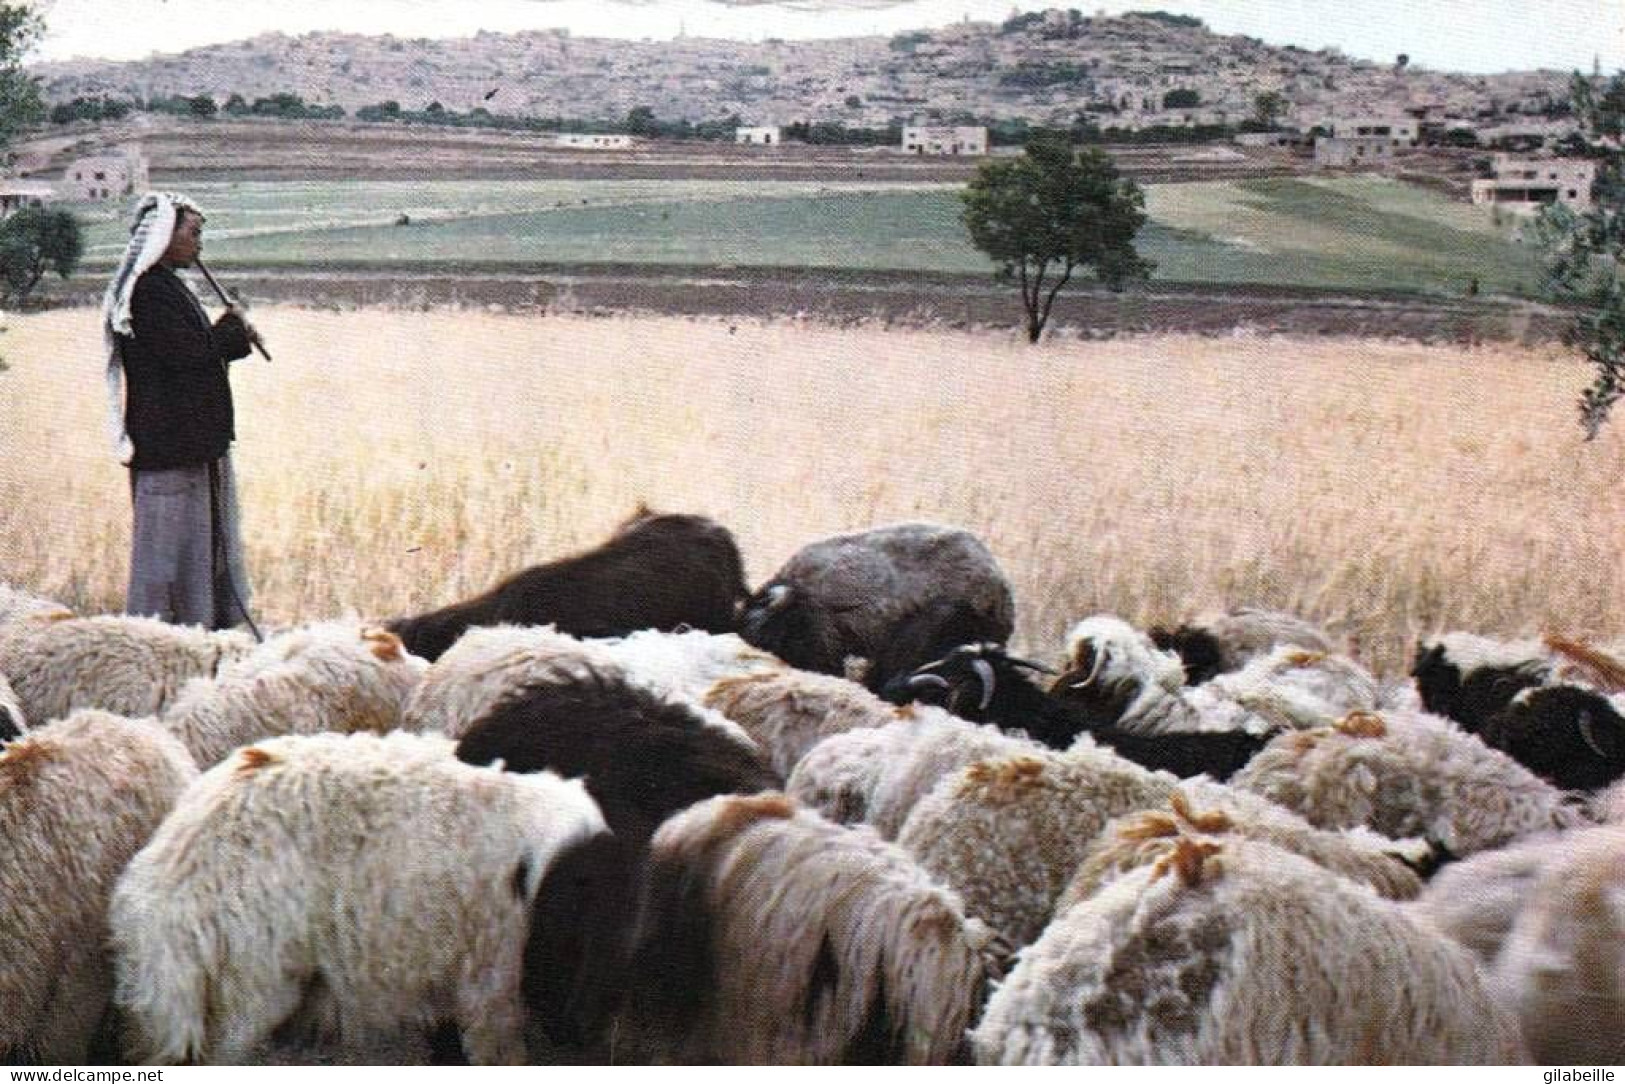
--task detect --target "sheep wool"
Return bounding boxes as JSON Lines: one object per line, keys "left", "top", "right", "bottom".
{"left": 402, "top": 623, "right": 622, "bottom": 737}
{"left": 972, "top": 837, "right": 1526, "bottom": 1065}
{"left": 1411, "top": 831, "right": 1560, "bottom": 968}
{"left": 1230, "top": 709, "right": 1586, "bottom": 856}
{"left": 109, "top": 730, "right": 606, "bottom": 1065}
{"left": 704, "top": 666, "right": 901, "bottom": 777}
{"left": 0, "top": 611, "right": 255, "bottom": 725}
{"left": 787, "top": 703, "right": 1043, "bottom": 839}
{"left": 597, "top": 627, "right": 784, "bottom": 703}
{"left": 1491, "top": 824, "right": 1625, "bottom": 1064}
{"left": 1060, "top": 785, "right": 1430, "bottom": 912}
{"left": 896, "top": 745, "right": 1176, "bottom": 947}
{"left": 1, "top": 711, "right": 199, "bottom": 1063}
{"left": 158, "top": 622, "right": 427, "bottom": 767}
{"left": 624, "top": 792, "right": 1004, "bottom": 1064}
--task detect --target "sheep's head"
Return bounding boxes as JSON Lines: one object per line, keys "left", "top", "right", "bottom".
{"left": 1480, "top": 684, "right": 1625, "bottom": 792}
{"left": 1149, "top": 623, "right": 1228, "bottom": 685}
{"left": 1052, "top": 615, "right": 1185, "bottom": 726}
{"left": 738, "top": 582, "right": 843, "bottom": 674}
{"left": 881, "top": 641, "right": 1054, "bottom": 725}
{"left": 1412, "top": 633, "right": 1548, "bottom": 733}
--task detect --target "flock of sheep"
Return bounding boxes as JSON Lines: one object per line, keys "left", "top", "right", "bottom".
{"left": 4, "top": 510, "right": 1624, "bottom": 1065}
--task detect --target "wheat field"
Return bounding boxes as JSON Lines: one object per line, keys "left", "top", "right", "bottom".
{"left": 1, "top": 304, "right": 1619, "bottom": 676}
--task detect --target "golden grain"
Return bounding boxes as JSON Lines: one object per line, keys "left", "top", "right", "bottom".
{"left": 1, "top": 305, "right": 1618, "bottom": 676}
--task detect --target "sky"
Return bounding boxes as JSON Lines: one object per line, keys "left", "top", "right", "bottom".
{"left": 29, "top": 0, "right": 1625, "bottom": 75}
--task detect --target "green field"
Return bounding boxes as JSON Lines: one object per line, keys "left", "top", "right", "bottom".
{"left": 73, "top": 175, "right": 1549, "bottom": 296}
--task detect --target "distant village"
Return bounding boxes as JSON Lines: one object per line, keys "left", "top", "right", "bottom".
{"left": 10, "top": 7, "right": 1606, "bottom": 218}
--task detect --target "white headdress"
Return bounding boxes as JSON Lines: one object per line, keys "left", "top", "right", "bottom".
{"left": 101, "top": 191, "right": 204, "bottom": 463}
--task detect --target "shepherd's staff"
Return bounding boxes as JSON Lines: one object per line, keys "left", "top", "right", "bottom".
{"left": 195, "top": 257, "right": 272, "bottom": 361}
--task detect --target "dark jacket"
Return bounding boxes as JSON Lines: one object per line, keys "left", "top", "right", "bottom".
{"left": 118, "top": 264, "right": 254, "bottom": 471}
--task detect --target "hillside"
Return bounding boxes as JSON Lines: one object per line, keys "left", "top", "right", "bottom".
{"left": 29, "top": 9, "right": 1572, "bottom": 130}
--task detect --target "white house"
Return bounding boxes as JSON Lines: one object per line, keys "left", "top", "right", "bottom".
{"left": 1325, "top": 116, "right": 1419, "bottom": 147}
{"left": 0, "top": 179, "right": 56, "bottom": 216}
{"left": 61, "top": 146, "right": 148, "bottom": 201}
{"left": 553, "top": 133, "right": 634, "bottom": 150}
{"left": 736, "top": 125, "right": 781, "bottom": 146}
{"left": 901, "top": 124, "right": 987, "bottom": 156}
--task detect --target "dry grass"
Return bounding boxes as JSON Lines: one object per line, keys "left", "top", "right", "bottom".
{"left": 2, "top": 305, "right": 1620, "bottom": 676}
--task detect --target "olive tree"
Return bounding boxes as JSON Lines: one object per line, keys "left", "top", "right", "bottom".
{"left": 961, "top": 139, "right": 1153, "bottom": 343}
{"left": 0, "top": 204, "right": 83, "bottom": 304}
{"left": 1533, "top": 71, "right": 1625, "bottom": 438}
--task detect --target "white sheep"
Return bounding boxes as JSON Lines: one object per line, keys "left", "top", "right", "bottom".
{"left": 159, "top": 622, "right": 427, "bottom": 767}
{"left": 1231, "top": 709, "right": 1587, "bottom": 857}
{"left": 403, "top": 623, "right": 623, "bottom": 737}
{"left": 703, "top": 666, "right": 903, "bottom": 777}
{"left": 0, "top": 582, "right": 74, "bottom": 627}
{"left": 595, "top": 627, "right": 784, "bottom": 703}
{"left": 2, "top": 710, "right": 198, "bottom": 1063}
{"left": 895, "top": 744, "right": 1177, "bottom": 947}
{"left": 1489, "top": 823, "right": 1625, "bottom": 1064}
{"left": 109, "top": 730, "right": 607, "bottom": 1065}
{"left": 786, "top": 703, "right": 1044, "bottom": 839}
{"left": 1061, "top": 785, "right": 1431, "bottom": 910}
{"left": 972, "top": 835, "right": 1526, "bottom": 1065}
{"left": 621, "top": 791, "right": 1004, "bottom": 1064}
{"left": 0, "top": 609, "right": 255, "bottom": 725}
{"left": 1056, "top": 616, "right": 1377, "bottom": 738}
{"left": 1410, "top": 831, "right": 1559, "bottom": 968}
{"left": 405, "top": 623, "right": 754, "bottom": 749}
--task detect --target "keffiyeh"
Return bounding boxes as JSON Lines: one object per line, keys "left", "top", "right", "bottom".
{"left": 101, "top": 191, "right": 204, "bottom": 463}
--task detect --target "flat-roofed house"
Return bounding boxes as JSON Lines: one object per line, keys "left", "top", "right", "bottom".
{"left": 736, "top": 125, "right": 781, "bottom": 145}
{"left": 1471, "top": 154, "right": 1597, "bottom": 212}
{"left": 0, "top": 179, "right": 56, "bottom": 216}
{"left": 62, "top": 146, "right": 147, "bottom": 201}
{"left": 1327, "top": 116, "right": 1419, "bottom": 147}
{"left": 1313, "top": 135, "right": 1394, "bottom": 167}
{"left": 901, "top": 124, "right": 987, "bottom": 156}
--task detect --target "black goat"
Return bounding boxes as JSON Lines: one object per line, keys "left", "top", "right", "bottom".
{"left": 389, "top": 509, "right": 748, "bottom": 662}
{"left": 1479, "top": 684, "right": 1625, "bottom": 792}
{"left": 884, "top": 643, "right": 1268, "bottom": 782}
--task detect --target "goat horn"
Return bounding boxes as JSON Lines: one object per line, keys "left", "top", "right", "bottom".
{"left": 1007, "top": 654, "right": 1059, "bottom": 675}
{"left": 972, "top": 658, "right": 997, "bottom": 713}
{"left": 1579, "top": 710, "right": 1609, "bottom": 760}
{"left": 907, "top": 673, "right": 952, "bottom": 692}
{"left": 1071, "top": 646, "right": 1109, "bottom": 689}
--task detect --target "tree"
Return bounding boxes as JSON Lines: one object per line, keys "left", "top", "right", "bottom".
{"left": 1532, "top": 71, "right": 1625, "bottom": 438}
{"left": 1253, "top": 90, "right": 1287, "bottom": 129}
{"left": 961, "top": 139, "right": 1154, "bottom": 343}
{"left": 0, "top": 3, "right": 40, "bottom": 145}
{"left": 186, "top": 93, "right": 216, "bottom": 118}
{"left": 0, "top": 205, "right": 82, "bottom": 305}
{"left": 1162, "top": 88, "right": 1200, "bottom": 109}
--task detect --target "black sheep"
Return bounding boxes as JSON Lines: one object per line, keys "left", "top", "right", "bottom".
{"left": 455, "top": 667, "right": 780, "bottom": 1050}
{"left": 389, "top": 509, "right": 748, "bottom": 662}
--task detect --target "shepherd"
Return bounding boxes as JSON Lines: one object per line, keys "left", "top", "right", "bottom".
{"left": 102, "top": 192, "right": 266, "bottom": 631}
